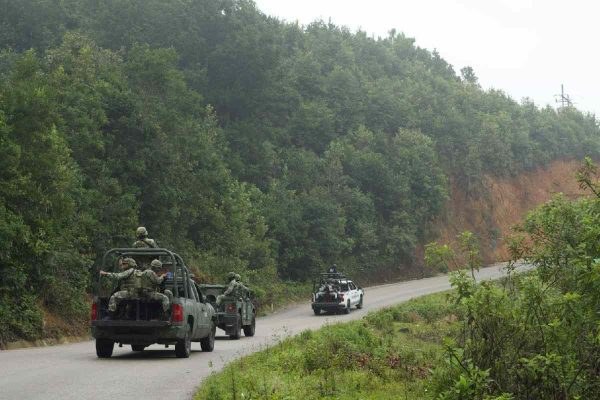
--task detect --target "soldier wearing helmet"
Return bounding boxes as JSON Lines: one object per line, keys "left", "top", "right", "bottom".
{"left": 150, "top": 259, "right": 163, "bottom": 271}
{"left": 100, "top": 257, "right": 170, "bottom": 315}
{"left": 216, "top": 272, "right": 238, "bottom": 305}
{"left": 234, "top": 273, "right": 249, "bottom": 299}
{"left": 99, "top": 258, "right": 139, "bottom": 314}
{"left": 138, "top": 259, "right": 171, "bottom": 313}
{"left": 133, "top": 226, "right": 158, "bottom": 248}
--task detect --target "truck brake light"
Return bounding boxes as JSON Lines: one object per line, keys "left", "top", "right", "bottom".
{"left": 172, "top": 304, "right": 184, "bottom": 323}
{"left": 91, "top": 302, "right": 98, "bottom": 321}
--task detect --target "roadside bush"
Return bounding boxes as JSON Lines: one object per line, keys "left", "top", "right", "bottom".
{"left": 430, "top": 160, "right": 600, "bottom": 399}
{"left": 0, "top": 292, "right": 43, "bottom": 343}
{"left": 365, "top": 292, "right": 456, "bottom": 330}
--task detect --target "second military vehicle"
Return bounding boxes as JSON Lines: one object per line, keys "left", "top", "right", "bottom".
{"left": 91, "top": 248, "right": 216, "bottom": 358}
{"left": 311, "top": 272, "right": 364, "bottom": 315}
{"left": 199, "top": 284, "right": 256, "bottom": 339}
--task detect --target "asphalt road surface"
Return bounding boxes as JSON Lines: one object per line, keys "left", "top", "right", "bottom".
{"left": 0, "top": 263, "right": 522, "bottom": 400}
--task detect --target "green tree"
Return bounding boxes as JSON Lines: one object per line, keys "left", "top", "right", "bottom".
{"left": 0, "top": 51, "right": 87, "bottom": 342}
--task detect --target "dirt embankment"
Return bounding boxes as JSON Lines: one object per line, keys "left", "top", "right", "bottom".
{"left": 435, "top": 159, "right": 585, "bottom": 263}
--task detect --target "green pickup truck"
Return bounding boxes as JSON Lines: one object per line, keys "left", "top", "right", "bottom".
{"left": 91, "top": 248, "right": 216, "bottom": 358}
{"left": 199, "top": 284, "right": 256, "bottom": 339}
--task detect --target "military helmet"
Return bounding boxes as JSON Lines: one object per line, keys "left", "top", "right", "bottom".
{"left": 150, "top": 259, "right": 162, "bottom": 270}
{"left": 235, "top": 273, "right": 241, "bottom": 281}
{"left": 122, "top": 257, "right": 138, "bottom": 267}
{"left": 227, "top": 272, "right": 236, "bottom": 281}
{"left": 136, "top": 226, "right": 148, "bottom": 238}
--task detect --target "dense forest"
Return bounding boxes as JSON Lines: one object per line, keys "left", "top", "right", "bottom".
{"left": 0, "top": 0, "right": 598, "bottom": 343}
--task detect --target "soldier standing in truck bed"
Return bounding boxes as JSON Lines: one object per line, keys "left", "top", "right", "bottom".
{"left": 133, "top": 226, "right": 158, "bottom": 248}
{"left": 133, "top": 226, "right": 158, "bottom": 269}
{"left": 216, "top": 272, "right": 236, "bottom": 305}
{"left": 234, "top": 273, "right": 249, "bottom": 298}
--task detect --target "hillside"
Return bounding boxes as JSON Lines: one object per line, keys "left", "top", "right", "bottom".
{"left": 0, "top": 0, "right": 599, "bottom": 343}
{"left": 436, "top": 159, "right": 585, "bottom": 264}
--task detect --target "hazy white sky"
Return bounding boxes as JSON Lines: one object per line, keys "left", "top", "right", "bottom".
{"left": 254, "top": 0, "right": 599, "bottom": 117}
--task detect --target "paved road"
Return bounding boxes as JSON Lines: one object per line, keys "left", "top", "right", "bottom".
{"left": 0, "top": 263, "right": 521, "bottom": 400}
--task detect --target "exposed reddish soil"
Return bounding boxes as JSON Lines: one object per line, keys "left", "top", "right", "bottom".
{"left": 434, "top": 159, "right": 585, "bottom": 263}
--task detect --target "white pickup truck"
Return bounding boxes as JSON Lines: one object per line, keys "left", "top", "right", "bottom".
{"left": 311, "top": 272, "right": 364, "bottom": 315}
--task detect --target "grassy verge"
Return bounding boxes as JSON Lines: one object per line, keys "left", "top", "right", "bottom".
{"left": 254, "top": 281, "right": 313, "bottom": 316}
{"left": 196, "top": 292, "right": 459, "bottom": 400}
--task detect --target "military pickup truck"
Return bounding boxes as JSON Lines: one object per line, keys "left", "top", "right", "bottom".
{"left": 199, "top": 284, "right": 256, "bottom": 339}
{"left": 311, "top": 272, "right": 364, "bottom": 315}
{"left": 91, "top": 248, "right": 216, "bottom": 358}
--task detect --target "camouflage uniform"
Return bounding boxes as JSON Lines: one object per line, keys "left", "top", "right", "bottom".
{"left": 132, "top": 226, "right": 158, "bottom": 270}
{"left": 132, "top": 226, "right": 158, "bottom": 248}
{"left": 234, "top": 273, "right": 249, "bottom": 298}
{"left": 106, "top": 258, "right": 170, "bottom": 312}
{"left": 139, "top": 260, "right": 170, "bottom": 312}
{"left": 105, "top": 258, "right": 138, "bottom": 312}
{"left": 216, "top": 272, "right": 237, "bottom": 305}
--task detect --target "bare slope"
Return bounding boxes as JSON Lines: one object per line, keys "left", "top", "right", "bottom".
{"left": 436, "top": 159, "right": 584, "bottom": 263}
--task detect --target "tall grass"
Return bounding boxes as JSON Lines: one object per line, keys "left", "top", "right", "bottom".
{"left": 196, "top": 292, "right": 458, "bottom": 399}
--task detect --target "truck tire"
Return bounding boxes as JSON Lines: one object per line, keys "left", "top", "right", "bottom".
{"left": 96, "top": 339, "right": 114, "bottom": 358}
{"left": 356, "top": 295, "right": 363, "bottom": 309}
{"left": 175, "top": 328, "right": 192, "bottom": 358}
{"left": 200, "top": 322, "right": 216, "bottom": 352}
{"left": 243, "top": 315, "right": 256, "bottom": 337}
{"left": 131, "top": 345, "right": 146, "bottom": 352}
{"left": 313, "top": 308, "right": 321, "bottom": 315}
{"left": 229, "top": 314, "right": 242, "bottom": 340}
{"left": 343, "top": 300, "right": 351, "bottom": 314}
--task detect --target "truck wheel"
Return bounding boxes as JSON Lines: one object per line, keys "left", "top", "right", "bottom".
{"left": 131, "top": 345, "right": 146, "bottom": 352}
{"left": 229, "top": 314, "right": 242, "bottom": 340}
{"left": 96, "top": 339, "right": 114, "bottom": 358}
{"left": 343, "top": 300, "right": 351, "bottom": 314}
{"left": 200, "top": 322, "right": 216, "bottom": 352}
{"left": 243, "top": 315, "right": 256, "bottom": 337}
{"left": 313, "top": 308, "right": 321, "bottom": 315}
{"left": 175, "top": 328, "right": 192, "bottom": 358}
{"left": 356, "top": 295, "right": 363, "bottom": 309}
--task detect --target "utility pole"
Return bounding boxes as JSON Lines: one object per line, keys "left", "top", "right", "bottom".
{"left": 555, "top": 84, "right": 573, "bottom": 109}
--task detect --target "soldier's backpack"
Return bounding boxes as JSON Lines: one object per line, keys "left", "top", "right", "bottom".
{"left": 121, "top": 269, "right": 143, "bottom": 294}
